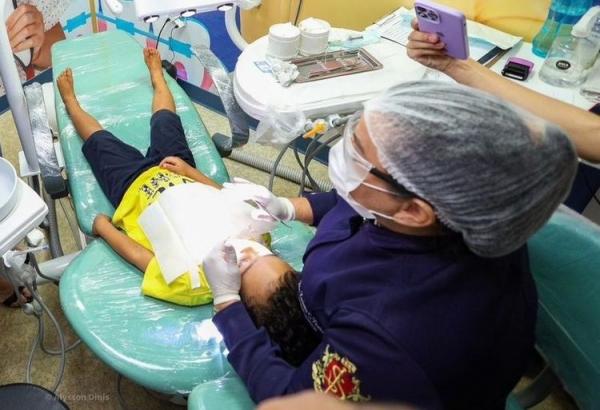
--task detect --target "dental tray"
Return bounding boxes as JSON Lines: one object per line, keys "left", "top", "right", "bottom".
{"left": 292, "top": 48, "right": 383, "bottom": 83}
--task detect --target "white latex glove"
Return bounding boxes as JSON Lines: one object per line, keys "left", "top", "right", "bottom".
{"left": 222, "top": 177, "right": 296, "bottom": 222}
{"left": 203, "top": 242, "right": 242, "bottom": 306}
{"left": 227, "top": 239, "right": 273, "bottom": 274}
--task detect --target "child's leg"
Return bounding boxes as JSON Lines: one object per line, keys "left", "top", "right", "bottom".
{"left": 142, "top": 49, "right": 196, "bottom": 168}
{"left": 57, "top": 69, "right": 155, "bottom": 207}
{"left": 144, "top": 48, "right": 176, "bottom": 114}
{"left": 57, "top": 69, "right": 103, "bottom": 140}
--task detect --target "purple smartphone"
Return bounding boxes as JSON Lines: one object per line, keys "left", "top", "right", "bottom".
{"left": 414, "top": 0, "right": 469, "bottom": 60}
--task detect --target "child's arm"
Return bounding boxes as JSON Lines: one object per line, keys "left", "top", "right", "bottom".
{"left": 93, "top": 214, "right": 153, "bottom": 272}
{"left": 159, "top": 156, "right": 222, "bottom": 189}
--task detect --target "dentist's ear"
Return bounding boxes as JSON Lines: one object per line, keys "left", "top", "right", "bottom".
{"left": 390, "top": 198, "right": 437, "bottom": 228}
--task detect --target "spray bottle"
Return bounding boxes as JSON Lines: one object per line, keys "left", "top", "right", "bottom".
{"left": 572, "top": 6, "right": 600, "bottom": 70}
{"left": 539, "top": 5, "right": 600, "bottom": 86}
{"left": 533, "top": 0, "right": 593, "bottom": 57}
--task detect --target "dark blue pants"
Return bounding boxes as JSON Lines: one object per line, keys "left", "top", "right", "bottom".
{"left": 82, "top": 110, "right": 196, "bottom": 207}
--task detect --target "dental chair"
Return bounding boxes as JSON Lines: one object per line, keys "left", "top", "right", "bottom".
{"left": 188, "top": 206, "right": 600, "bottom": 410}
{"left": 53, "top": 30, "right": 315, "bottom": 400}
{"left": 507, "top": 207, "right": 600, "bottom": 410}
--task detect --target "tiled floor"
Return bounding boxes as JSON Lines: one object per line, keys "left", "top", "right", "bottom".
{"left": 0, "top": 106, "right": 576, "bottom": 409}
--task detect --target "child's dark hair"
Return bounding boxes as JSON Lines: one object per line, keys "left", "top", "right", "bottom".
{"left": 243, "top": 271, "right": 321, "bottom": 366}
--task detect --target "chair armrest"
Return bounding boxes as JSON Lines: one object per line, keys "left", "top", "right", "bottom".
{"left": 188, "top": 377, "right": 254, "bottom": 410}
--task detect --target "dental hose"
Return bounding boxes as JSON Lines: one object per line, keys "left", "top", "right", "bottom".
{"left": 298, "top": 129, "right": 342, "bottom": 196}
{"left": 20, "top": 251, "right": 81, "bottom": 393}
{"left": 28, "top": 253, "right": 82, "bottom": 353}
{"left": 24, "top": 279, "right": 65, "bottom": 393}
{"left": 43, "top": 189, "right": 65, "bottom": 258}
{"left": 230, "top": 148, "right": 333, "bottom": 193}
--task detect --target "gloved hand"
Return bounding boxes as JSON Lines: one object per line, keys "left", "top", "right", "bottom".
{"left": 203, "top": 242, "right": 242, "bottom": 306}
{"left": 227, "top": 239, "right": 273, "bottom": 274}
{"left": 222, "top": 177, "right": 296, "bottom": 222}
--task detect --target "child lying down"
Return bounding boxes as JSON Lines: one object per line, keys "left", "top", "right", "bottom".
{"left": 57, "top": 48, "right": 320, "bottom": 364}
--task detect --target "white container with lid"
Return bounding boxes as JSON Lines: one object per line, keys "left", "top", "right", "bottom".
{"left": 267, "top": 23, "right": 301, "bottom": 60}
{"left": 299, "top": 18, "right": 331, "bottom": 56}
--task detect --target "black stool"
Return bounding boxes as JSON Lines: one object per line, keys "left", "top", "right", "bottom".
{"left": 0, "top": 384, "right": 69, "bottom": 410}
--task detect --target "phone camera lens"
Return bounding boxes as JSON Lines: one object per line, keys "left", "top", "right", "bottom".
{"left": 427, "top": 10, "right": 439, "bottom": 21}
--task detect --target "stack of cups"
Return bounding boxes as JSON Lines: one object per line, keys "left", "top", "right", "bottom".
{"left": 267, "top": 23, "right": 301, "bottom": 60}
{"left": 298, "top": 18, "right": 331, "bottom": 56}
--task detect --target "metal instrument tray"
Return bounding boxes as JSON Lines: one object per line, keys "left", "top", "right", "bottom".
{"left": 291, "top": 48, "right": 383, "bottom": 83}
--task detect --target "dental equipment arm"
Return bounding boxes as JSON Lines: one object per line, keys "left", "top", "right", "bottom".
{"left": 93, "top": 215, "right": 153, "bottom": 272}
{"left": 0, "top": 0, "right": 38, "bottom": 174}
{"left": 133, "top": 0, "right": 261, "bottom": 50}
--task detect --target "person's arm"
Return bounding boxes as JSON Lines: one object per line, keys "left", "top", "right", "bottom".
{"left": 406, "top": 21, "right": 600, "bottom": 163}
{"left": 446, "top": 59, "right": 600, "bottom": 163}
{"left": 7, "top": 5, "right": 45, "bottom": 63}
{"left": 159, "top": 156, "right": 222, "bottom": 189}
{"left": 185, "top": 167, "right": 222, "bottom": 189}
{"left": 258, "top": 391, "right": 416, "bottom": 410}
{"left": 288, "top": 197, "right": 314, "bottom": 225}
{"left": 220, "top": 179, "right": 338, "bottom": 226}
{"left": 33, "top": 23, "right": 65, "bottom": 69}
{"left": 93, "top": 214, "right": 153, "bottom": 272}
{"left": 213, "top": 304, "right": 440, "bottom": 406}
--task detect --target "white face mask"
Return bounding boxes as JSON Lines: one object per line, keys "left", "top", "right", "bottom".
{"left": 328, "top": 139, "right": 400, "bottom": 221}
{"left": 328, "top": 140, "right": 375, "bottom": 219}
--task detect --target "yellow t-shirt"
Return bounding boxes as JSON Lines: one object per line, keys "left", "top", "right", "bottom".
{"left": 112, "top": 166, "right": 213, "bottom": 307}
{"left": 112, "top": 166, "right": 195, "bottom": 250}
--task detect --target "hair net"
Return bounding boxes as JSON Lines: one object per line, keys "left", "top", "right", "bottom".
{"left": 364, "top": 81, "right": 577, "bottom": 258}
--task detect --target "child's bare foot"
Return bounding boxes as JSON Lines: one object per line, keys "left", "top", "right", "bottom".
{"left": 144, "top": 48, "right": 164, "bottom": 82}
{"left": 57, "top": 68, "right": 77, "bottom": 105}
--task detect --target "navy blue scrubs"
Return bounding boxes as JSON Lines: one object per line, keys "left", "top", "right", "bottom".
{"left": 214, "top": 191, "right": 537, "bottom": 409}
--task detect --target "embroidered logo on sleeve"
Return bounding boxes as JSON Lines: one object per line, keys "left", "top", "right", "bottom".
{"left": 312, "top": 345, "right": 370, "bottom": 402}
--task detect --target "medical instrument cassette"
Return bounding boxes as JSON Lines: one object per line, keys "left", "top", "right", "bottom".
{"left": 291, "top": 49, "right": 383, "bottom": 83}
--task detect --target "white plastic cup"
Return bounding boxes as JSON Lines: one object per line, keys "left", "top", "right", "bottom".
{"left": 267, "top": 23, "right": 301, "bottom": 60}
{"left": 299, "top": 18, "right": 331, "bottom": 56}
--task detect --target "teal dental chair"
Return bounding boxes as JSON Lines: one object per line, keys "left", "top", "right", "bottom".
{"left": 53, "top": 30, "right": 315, "bottom": 399}
{"left": 188, "top": 207, "right": 600, "bottom": 410}
{"left": 508, "top": 207, "right": 600, "bottom": 410}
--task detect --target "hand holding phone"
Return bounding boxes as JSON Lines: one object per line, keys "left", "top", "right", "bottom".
{"left": 414, "top": 0, "right": 469, "bottom": 60}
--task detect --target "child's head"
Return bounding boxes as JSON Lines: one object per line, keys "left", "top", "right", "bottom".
{"left": 332, "top": 81, "right": 577, "bottom": 257}
{"left": 239, "top": 254, "right": 320, "bottom": 366}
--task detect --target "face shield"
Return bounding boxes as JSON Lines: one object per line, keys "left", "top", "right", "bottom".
{"left": 328, "top": 112, "right": 418, "bottom": 219}
{"left": 329, "top": 111, "right": 418, "bottom": 197}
